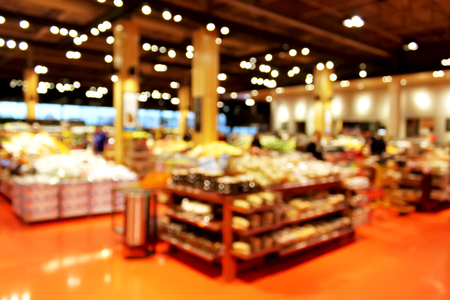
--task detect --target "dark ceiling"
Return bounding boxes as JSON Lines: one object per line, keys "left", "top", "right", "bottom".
{"left": 0, "top": 0, "right": 449, "bottom": 107}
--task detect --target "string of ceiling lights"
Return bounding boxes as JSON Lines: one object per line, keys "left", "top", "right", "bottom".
{"left": 2, "top": 2, "right": 447, "bottom": 107}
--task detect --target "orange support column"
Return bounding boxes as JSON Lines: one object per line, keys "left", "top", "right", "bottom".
{"left": 113, "top": 20, "right": 140, "bottom": 165}
{"left": 387, "top": 80, "right": 401, "bottom": 138}
{"left": 313, "top": 64, "right": 334, "bottom": 136}
{"left": 191, "top": 27, "right": 220, "bottom": 144}
{"left": 23, "top": 68, "right": 38, "bottom": 120}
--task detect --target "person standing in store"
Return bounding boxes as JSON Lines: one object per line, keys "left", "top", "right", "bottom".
{"left": 306, "top": 131, "right": 323, "bottom": 160}
{"left": 251, "top": 132, "right": 262, "bottom": 148}
{"left": 93, "top": 127, "right": 108, "bottom": 155}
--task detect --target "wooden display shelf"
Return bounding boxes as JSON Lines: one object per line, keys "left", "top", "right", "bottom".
{"left": 167, "top": 210, "right": 222, "bottom": 232}
{"left": 231, "top": 204, "right": 278, "bottom": 214}
{"left": 264, "top": 179, "right": 342, "bottom": 196}
{"left": 282, "top": 203, "right": 347, "bottom": 226}
{"left": 232, "top": 203, "right": 347, "bottom": 237}
{"left": 167, "top": 185, "right": 226, "bottom": 205}
{"left": 165, "top": 179, "right": 354, "bottom": 281}
{"left": 160, "top": 235, "right": 222, "bottom": 263}
{"left": 231, "top": 245, "right": 282, "bottom": 261}
{"left": 279, "top": 227, "right": 354, "bottom": 257}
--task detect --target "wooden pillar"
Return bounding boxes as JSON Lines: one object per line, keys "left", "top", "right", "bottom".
{"left": 387, "top": 80, "right": 401, "bottom": 138}
{"left": 178, "top": 86, "right": 191, "bottom": 137}
{"left": 313, "top": 67, "right": 333, "bottom": 136}
{"left": 24, "top": 68, "right": 38, "bottom": 120}
{"left": 113, "top": 20, "right": 140, "bottom": 165}
{"left": 192, "top": 28, "right": 219, "bottom": 144}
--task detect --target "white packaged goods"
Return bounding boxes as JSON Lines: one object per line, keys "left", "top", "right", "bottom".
{"left": 4, "top": 152, "right": 137, "bottom": 222}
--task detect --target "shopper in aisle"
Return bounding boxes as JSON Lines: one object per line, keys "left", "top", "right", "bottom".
{"left": 93, "top": 127, "right": 108, "bottom": 155}
{"left": 306, "top": 131, "right": 323, "bottom": 160}
{"left": 364, "top": 131, "right": 385, "bottom": 156}
{"left": 251, "top": 132, "right": 262, "bottom": 148}
{"left": 183, "top": 127, "right": 193, "bottom": 141}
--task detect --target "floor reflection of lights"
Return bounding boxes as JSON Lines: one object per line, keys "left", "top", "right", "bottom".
{"left": 42, "top": 248, "right": 113, "bottom": 273}
{"left": 67, "top": 276, "right": 81, "bottom": 287}
{"left": 1, "top": 293, "right": 29, "bottom": 300}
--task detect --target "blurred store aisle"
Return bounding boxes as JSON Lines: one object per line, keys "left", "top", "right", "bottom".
{"left": 0, "top": 196, "right": 449, "bottom": 300}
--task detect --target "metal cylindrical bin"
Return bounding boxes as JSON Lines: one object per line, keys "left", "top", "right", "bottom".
{"left": 114, "top": 187, "right": 156, "bottom": 258}
{"left": 124, "top": 191, "right": 150, "bottom": 248}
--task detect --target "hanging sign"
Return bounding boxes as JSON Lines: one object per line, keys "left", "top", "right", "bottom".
{"left": 194, "top": 97, "right": 202, "bottom": 132}
{"left": 123, "top": 92, "right": 138, "bottom": 131}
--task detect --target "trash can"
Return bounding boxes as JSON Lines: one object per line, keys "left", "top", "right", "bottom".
{"left": 112, "top": 187, "right": 157, "bottom": 258}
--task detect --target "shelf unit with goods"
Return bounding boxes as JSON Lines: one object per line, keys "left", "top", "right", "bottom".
{"left": 163, "top": 178, "right": 355, "bottom": 281}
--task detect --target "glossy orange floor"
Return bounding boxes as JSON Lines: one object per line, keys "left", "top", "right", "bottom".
{"left": 1, "top": 196, "right": 449, "bottom": 300}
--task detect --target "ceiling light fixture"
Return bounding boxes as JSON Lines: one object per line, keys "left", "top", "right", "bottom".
{"left": 69, "top": 29, "right": 78, "bottom": 37}
{"left": 114, "top": 0, "right": 123, "bottom": 7}
{"left": 168, "top": 49, "right": 176, "bottom": 58}
{"left": 220, "top": 27, "right": 229, "bottom": 35}
{"left": 50, "top": 26, "right": 59, "bottom": 34}
{"left": 154, "top": 64, "right": 167, "bottom": 72}
{"left": 301, "top": 48, "right": 310, "bottom": 55}
{"left": 316, "top": 63, "right": 325, "bottom": 70}
{"left": 174, "top": 15, "right": 182, "bottom": 22}
{"left": 60, "top": 28, "right": 68, "bottom": 36}
{"left": 265, "top": 54, "right": 273, "bottom": 61}
{"left": 343, "top": 15, "right": 365, "bottom": 28}
{"left": 103, "top": 21, "right": 111, "bottom": 29}
{"left": 91, "top": 28, "right": 99, "bottom": 36}
{"left": 326, "top": 61, "right": 334, "bottom": 69}
{"left": 245, "top": 99, "right": 255, "bottom": 106}
{"left": 18, "top": 42, "right": 28, "bottom": 50}
{"left": 142, "top": 5, "right": 152, "bottom": 15}
{"left": 19, "top": 20, "right": 29, "bottom": 29}
{"left": 104, "top": 55, "right": 113, "bottom": 63}
{"left": 289, "top": 49, "right": 297, "bottom": 56}
{"left": 162, "top": 11, "right": 172, "bottom": 20}
{"left": 230, "top": 92, "right": 237, "bottom": 99}
{"left": 206, "top": 23, "right": 215, "bottom": 31}
{"left": 6, "top": 40, "right": 16, "bottom": 49}
{"left": 359, "top": 70, "right": 367, "bottom": 78}
{"left": 218, "top": 73, "right": 227, "bottom": 81}
{"left": 73, "top": 37, "right": 82, "bottom": 45}
{"left": 106, "top": 36, "right": 114, "bottom": 44}
{"left": 340, "top": 80, "right": 350, "bottom": 87}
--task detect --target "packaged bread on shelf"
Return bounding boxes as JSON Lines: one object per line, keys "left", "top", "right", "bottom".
{"left": 258, "top": 192, "right": 276, "bottom": 205}
{"left": 233, "top": 199, "right": 251, "bottom": 209}
{"left": 288, "top": 199, "right": 311, "bottom": 212}
{"left": 249, "top": 236, "right": 262, "bottom": 252}
{"left": 232, "top": 216, "right": 250, "bottom": 229}
{"left": 232, "top": 241, "right": 251, "bottom": 256}
{"left": 247, "top": 194, "right": 263, "bottom": 207}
